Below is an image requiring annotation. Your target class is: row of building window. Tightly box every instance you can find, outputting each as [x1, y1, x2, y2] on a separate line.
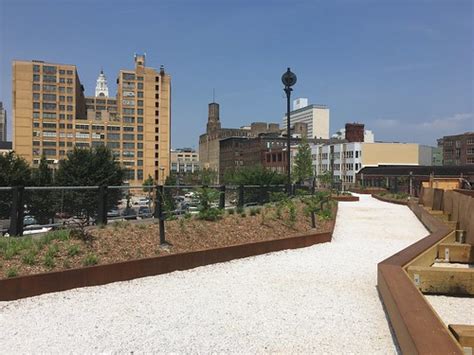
[33, 74, 74, 84]
[33, 93, 74, 102]
[33, 84, 74, 93]
[33, 65, 73, 76]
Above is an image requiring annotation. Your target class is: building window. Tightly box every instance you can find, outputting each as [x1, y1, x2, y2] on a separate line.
[33, 64, 40, 73]
[43, 75, 57, 83]
[43, 65, 57, 74]
[123, 116, 135, 123]
[67, 70, 73, 75]
[123, 73, 135, 80]
[123, 126, 134, 132]
[137, 134, 143, 141]
[43, 84, 56, 92]
[123, 142, 135, 149]
[107, 142, 120, 149]
[137, 151, 143, 158]
[137, 91, 143, 98]
[137, 109, 143, 115]
[137, 76, 143, 81]
[138, 143, 144, 149]
[137, 83, 144, 90]
[43, 94, 56, 101]
[43, 112, 57, 119]
[123, 134, 134, 141]
[137, 170, 143, 180]
[67, 78, 73, 84]
[33, 74, 40, 82]
[107, 133, 120, 140]
[137, 100, 143, 107]
[43, 149, 57, 156]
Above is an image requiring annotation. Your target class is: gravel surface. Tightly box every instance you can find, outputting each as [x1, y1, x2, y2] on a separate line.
[425, 295, 474, 326]
[0, 194, 428, 353]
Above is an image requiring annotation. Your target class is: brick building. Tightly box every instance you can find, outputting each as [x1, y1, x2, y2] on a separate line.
[439, 132, 474, 165]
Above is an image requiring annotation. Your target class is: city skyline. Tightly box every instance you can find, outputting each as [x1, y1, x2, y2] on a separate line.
[1, 0, 473, 148]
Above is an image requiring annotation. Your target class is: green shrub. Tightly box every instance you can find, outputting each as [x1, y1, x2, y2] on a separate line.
[6, 267, 18, 278]
[240, 211, 247, 218]
[249, 207, 260, 216]
[184, 212, 192, 219]
[83, 253, 99, 266]
[67, 244, 81, 257]
[318, 208, 333, 220]
[46, 244, 59, 258]
[287, 201, 297, 227]
[44, 254, 55, 268]
[22, 251, 37, 266]
[198, 208, 222, 221]
[227, 208, 235, 215]
[236, 206, 244, 214]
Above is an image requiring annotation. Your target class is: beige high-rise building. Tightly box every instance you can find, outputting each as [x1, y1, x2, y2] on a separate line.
[12, 54, 171, 184]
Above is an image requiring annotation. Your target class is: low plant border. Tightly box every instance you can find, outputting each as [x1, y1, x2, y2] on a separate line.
[377, 201, 463, 354]
[371, 193, 409, 206]
[0, 204, 338, 301]
[332, 195, 359, 202]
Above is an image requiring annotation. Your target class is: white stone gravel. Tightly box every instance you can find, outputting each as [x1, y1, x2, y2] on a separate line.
[425, 295, 474, 326]
[0, 194, 429, 353]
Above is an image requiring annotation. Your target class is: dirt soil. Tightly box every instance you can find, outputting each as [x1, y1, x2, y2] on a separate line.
[0, 202, 334, 279]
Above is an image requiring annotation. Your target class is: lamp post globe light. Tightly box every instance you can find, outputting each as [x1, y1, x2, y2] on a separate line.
[281, 67, 297, 196]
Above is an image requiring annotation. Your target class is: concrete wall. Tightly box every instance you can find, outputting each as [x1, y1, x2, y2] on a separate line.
[361, 143, 419, 167]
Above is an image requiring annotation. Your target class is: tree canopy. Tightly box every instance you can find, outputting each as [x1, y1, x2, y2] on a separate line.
[55, 146, 125, 218]
[293, 138, 313, 183]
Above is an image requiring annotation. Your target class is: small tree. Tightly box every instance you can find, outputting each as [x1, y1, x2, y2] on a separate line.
[55, 146, 125, 219]
[28, 156, 57, 224]
[0, 152, 31, 218]
[142, 174, 154, 206]
[293, 138, 313, 184]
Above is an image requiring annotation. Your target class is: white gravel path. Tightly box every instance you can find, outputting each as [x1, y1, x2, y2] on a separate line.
[0, 194, 429, 353]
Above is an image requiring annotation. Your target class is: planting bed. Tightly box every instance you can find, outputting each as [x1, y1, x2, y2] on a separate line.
[0, 201, 333, 279]
[0, 194, 428, 353]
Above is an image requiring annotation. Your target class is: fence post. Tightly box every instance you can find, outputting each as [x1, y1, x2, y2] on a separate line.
[219, 185, 226, 209]
[9, 186, 25, 236]
[238, 185, 244, 208]
[155, 185, 166, 245]
[97, 185, 108, 225]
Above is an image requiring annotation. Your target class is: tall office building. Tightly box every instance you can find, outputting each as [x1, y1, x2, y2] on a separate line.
[281, 98, 329, 139]
[0, 102, 6, 141]
[12, 54, 171, 184]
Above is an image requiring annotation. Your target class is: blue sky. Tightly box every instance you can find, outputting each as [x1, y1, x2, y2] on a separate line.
[1, 0, 472, 148]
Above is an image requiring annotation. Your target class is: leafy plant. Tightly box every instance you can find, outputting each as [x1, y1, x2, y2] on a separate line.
[6, 267, 18, 278]
[83, 253, 99, 266]
[227, 208, 235, 215]
[44, 254, 55, 268]
[67, 244, 81, 257]
[287, 200, 297, 227]
[196, 188, 222, 221]
[249, 207, 260, 216]
[240, 211, 247, 218]
[22, 251, 37, 266]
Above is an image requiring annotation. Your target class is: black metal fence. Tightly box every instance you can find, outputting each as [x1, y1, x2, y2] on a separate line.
[0, 183, 317, 239]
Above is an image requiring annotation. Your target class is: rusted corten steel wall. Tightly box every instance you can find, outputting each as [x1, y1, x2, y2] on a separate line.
[0, 204, 338, 301]
[377, 202, 463, 354]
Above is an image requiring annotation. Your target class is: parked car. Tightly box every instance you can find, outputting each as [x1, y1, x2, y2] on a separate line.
[137, 206, 152, 218]
[121, 208, 137, 220]
[107, 209, 120, 218]
[23, 215, 38, 227]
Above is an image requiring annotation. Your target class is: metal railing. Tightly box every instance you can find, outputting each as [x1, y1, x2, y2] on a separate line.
[0, 183, 318, 242]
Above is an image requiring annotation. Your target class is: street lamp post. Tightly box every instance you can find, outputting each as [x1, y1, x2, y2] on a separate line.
[281, 68, 297, 196]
